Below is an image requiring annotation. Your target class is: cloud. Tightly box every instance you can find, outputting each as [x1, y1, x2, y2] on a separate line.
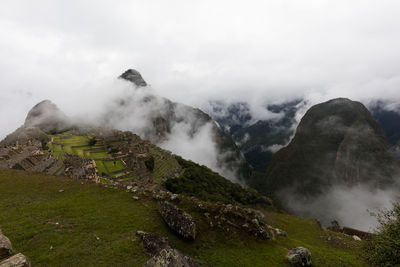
[1, 1, 400, 141]
[283, 184, 400, 232]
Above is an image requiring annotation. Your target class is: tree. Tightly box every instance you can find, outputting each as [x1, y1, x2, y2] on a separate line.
[363, 202, 400, 266]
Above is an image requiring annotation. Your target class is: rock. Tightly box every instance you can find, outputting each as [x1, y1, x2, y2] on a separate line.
[119, 69, 147, 87]
[127, 185, 133, 190]
[170, 194, 179, 202]
[286, 247, 312, 266]
[352, 235, 361, 241]
[275, 228, 287, 237]
[143, 248, 198, 267]
[158, 201, 196, 240]
[0, 253, 30, 267]
[136, 231, 171, 256]
[133, 196, 139, 200]
[251, 218, 259, 226]
[0, 232, 12, 260]
[58, 189, 64, 193]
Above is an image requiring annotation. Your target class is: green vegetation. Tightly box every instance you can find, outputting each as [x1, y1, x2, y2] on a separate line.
[103, 160, 125, 173]
[0, 168, 367, 266]
[165, 156, 271, 206]
[150, 147, 181, 182]
[363, 203, 400, 266]
[144, 156, 154, 171]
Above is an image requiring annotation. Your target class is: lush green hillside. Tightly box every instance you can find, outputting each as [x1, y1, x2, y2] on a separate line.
[0, 168, 367, 266]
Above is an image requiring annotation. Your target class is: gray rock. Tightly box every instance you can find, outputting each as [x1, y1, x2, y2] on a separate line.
[120, 69, 147, 87]
[143, 248, 198, 267]
[0, 232, 12, 260]
[136, 231, 171, 256]
[158, 201, 196, 240]
[0, 253, 30, 267]
[276, 228, 287, 237]
[286, 247, 312, 266]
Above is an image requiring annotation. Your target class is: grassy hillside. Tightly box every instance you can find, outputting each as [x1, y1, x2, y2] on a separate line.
[0, 168, 367, 266]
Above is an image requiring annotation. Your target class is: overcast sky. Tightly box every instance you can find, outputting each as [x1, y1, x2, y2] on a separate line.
[1, 0, 400, 139]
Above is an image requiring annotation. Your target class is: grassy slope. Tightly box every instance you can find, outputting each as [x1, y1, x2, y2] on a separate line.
[0, 169, 367, 266]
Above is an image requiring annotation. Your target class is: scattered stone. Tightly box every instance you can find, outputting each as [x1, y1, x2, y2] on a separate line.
[132, 196, 139, 200]
[158, 201, 196, 240]
[251, 218, 259, 226]
[143, 248, 198, 267]
[352, 235, 361, 241]
[58, 189, 64, 193]
[126, 185, 133, 191]
[275, 228, 287, 237]
[0, 253, 31, 267]
[170, 194, 179, 202]
[0, 231, 12, 260]
[286, 247, 312, 266]
[136, 231, 172, 256]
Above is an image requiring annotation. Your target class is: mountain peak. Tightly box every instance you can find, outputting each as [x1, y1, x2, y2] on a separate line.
[119, 69, 147, 87]
[24, 100, 70, 133]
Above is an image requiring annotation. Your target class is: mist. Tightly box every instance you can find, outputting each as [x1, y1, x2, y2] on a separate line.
[282, 184, 400, 232]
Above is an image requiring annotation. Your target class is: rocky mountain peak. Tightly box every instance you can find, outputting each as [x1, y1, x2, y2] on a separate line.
[120, 69, 147, 87]
[24, 99, 70, 133]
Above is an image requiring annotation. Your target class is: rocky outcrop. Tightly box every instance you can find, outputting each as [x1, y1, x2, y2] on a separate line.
[0, 253, 31, 267]
[120, 69, 147, 87]
[0, 231, 12, 260]
[158, 201, 196, 240]
[286, 247, 312, 266]
[143, 248, 198, 267]
[195, 201, 270, 240]
[136, 231, 172, 256]
[0, 231, 30, 267]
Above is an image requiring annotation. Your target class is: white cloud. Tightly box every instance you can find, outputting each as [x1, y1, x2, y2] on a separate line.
[2, 0, 400, 137]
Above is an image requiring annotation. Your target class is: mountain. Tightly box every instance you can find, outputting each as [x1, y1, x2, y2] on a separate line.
[0, 101, 368, 266]
[369, 101, 400, 146]
[105, 69, 251, 181]
[262, 98, 399, 200]
[209, 100, 303, 172]
[1, 105, 264, 206]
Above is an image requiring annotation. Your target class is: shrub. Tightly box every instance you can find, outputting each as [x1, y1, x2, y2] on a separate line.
[164, 156, 272, 206]
[144, 156, 155, 171]
[363, 202, 400, 266]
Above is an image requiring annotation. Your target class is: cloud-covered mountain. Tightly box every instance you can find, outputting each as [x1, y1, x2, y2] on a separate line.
[208, 100, 305, 172]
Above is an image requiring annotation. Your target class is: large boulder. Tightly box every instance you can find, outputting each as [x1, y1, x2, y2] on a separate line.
[143, 248, 198, 267]
[0, 253, 31, 267]
[136, 231, 172, 256]
[286, 247, 312, 266]
[158, 201, 196, 240]
[0, 231, 12, 260]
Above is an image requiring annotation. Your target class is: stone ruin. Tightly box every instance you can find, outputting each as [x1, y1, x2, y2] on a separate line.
[0, 139, 99, 183]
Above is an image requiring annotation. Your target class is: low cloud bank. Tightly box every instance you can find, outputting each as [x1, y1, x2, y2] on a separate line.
[282, 184, 400, 232]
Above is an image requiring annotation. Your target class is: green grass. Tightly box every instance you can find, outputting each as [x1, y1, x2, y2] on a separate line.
[103, 160, 125, 173]
[0, 168, 368, 266]
[150, 147, 181, 182]
[90, 151, 109, 159]
[95, 161, 108, 176]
